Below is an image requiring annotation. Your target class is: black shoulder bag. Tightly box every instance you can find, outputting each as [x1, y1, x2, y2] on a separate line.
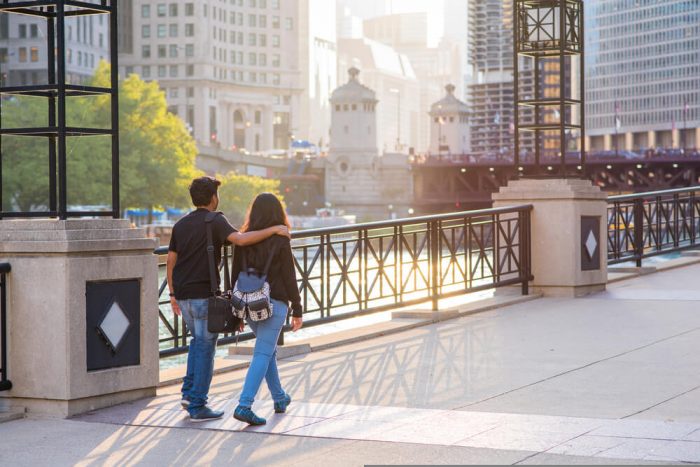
[205, 212, 240, 333]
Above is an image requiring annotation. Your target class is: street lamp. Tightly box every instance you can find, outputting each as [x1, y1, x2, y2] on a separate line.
[389, 88, 401, 152]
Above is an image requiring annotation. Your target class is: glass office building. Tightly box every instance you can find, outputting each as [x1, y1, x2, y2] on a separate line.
[585, 0, 700, 151]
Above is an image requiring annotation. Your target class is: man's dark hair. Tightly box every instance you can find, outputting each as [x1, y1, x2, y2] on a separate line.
[189, 176, 221, 207]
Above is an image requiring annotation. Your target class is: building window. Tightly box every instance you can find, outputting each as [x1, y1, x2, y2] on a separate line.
[250, 0, 257, 7]
[272, 16, 279, 28]
[272, 0, 279, 9]
[30, 47, 39, 62]
[99, 33, 104, 48]
[185, 24, 194, 37]
[125, 66, 134, 76]
[260, 73, 266, 84]
[272, 54, 280, 67]
[187, 87, 194, 98]
[238, 32, 243, 44]
[158, 24, 167, 38]
[169, 24, 178, 37]
[249, 72, 257, 83]
[186, 64, 194, 76]
[259, 15, 267, 28]
[169, 65, 178, 77]
[158, 65, 166, 78]
[272, 35, 280, 47]
[185, 44, 194, 57]
[259, 53, 267, 66]
[255, 111, 262, 124]
[169, 3, 178, 16]
[260, 0, 267, 7]
[260, 34, 267, 47]
[185, 3, 194, 16]
[19, 47, 27, 62]
[249, 33, 256, 46]
[272, 73, 280, 85]
[285, 18, 293, 30]
[237, 13, 243, 26]
[169, 88, 179, 98]
[141, 4, 151, 18]
[158, 44, 167, 58]
[19, 24, 27, 38]
[30, 24, 38, 38]
[142, 25, 151, 38]
[157, 3, 167, 17]
[142, 45, 151, 58]
[169, 44, 178, 58]
[249, 52, 257, 65]
[142, 66, 151, 78]
[249, 14, 257, 27]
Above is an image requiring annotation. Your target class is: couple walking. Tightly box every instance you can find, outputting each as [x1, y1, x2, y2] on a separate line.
[166, 176, 303, 425]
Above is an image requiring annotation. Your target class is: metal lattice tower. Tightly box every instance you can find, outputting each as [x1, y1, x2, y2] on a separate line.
[0, 0, 119, 219]
[513, 0, 585, 176]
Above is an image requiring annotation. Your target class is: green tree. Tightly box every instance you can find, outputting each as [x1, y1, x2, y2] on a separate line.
[1, 61, 199, 213]
[217, 172, 283, 227]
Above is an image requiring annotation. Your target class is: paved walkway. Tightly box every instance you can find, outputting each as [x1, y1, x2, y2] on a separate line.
[3, 262, 700, 465]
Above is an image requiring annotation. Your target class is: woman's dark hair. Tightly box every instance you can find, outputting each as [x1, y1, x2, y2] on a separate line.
[241, 192, 291, 233]
[189, 176, 221, 207]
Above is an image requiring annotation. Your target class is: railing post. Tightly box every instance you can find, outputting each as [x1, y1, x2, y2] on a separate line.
[520, 209, 530, 295]
[0, 263, 12, 392]
[430, 220, 440, 311]
[633, 198, 644, 267]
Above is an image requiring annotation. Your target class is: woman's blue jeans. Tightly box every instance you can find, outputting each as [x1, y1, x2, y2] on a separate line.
[239, 299, 288, 408]
[178, 298, 218, 415]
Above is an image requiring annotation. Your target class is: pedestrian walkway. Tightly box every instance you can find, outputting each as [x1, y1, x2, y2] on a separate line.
[2, 261, 700, 465]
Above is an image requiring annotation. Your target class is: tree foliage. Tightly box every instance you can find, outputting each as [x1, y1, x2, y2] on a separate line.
[1, 61, 199, 212]
[217, 172, 283, 227]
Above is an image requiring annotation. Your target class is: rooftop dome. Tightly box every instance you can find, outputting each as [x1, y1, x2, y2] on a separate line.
[330, 67, 377, 103]
[431, 84, 469, 114]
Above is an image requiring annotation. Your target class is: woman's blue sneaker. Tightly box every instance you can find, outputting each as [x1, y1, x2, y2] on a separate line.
[233, 405, 266, 426]
[274, 394, 292, 413]
[189, 406, 224, 422]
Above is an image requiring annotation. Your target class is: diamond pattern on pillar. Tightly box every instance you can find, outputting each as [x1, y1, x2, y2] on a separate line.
[98, 301, 131, 353]
[585, 230, 598, 260]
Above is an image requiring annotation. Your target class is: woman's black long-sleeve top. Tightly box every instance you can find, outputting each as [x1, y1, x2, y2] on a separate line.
[230, 236, 303, 317]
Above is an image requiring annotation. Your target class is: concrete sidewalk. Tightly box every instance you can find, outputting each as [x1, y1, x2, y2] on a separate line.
[3, 263, 700, 465]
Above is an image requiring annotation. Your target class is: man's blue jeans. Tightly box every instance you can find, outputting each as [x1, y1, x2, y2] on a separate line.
[239, 299, 288, 408]
[178, 298, 218, 415]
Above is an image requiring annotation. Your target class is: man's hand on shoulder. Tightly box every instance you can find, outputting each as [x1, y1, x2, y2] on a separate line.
[275, 225, 291, 239]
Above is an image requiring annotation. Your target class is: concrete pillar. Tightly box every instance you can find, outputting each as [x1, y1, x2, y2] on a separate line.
[672, 129, 680, 149]
[0, 220, 158, 417]
[625, 132, 633, 151]
[648, 131, 656, 148]
[584, 136, 591, 152]
[603, 134, 612, 151]
[695, 128, 700, 149]
[493, 178, 608, 297]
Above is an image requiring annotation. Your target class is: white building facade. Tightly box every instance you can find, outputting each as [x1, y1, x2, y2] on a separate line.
[119, 0, 336, 153]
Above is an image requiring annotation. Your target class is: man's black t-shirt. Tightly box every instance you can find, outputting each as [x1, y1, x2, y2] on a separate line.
[169, 208, 236, 299]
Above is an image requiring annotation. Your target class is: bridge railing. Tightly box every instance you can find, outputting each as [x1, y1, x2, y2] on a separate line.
[155, 205, 533, 357]
[0, 262, 11, 392]
[608, 186, 700, 266]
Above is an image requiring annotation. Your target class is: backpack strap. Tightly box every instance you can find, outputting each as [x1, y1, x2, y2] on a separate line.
[262, 241, 280, 278]
[204, 211, 222, 296]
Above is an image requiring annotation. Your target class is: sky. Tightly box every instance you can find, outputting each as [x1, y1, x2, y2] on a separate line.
[336, 0, 446, 46]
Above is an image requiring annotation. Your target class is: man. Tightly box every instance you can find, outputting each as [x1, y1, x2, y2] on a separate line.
[167, 176, 290, 421]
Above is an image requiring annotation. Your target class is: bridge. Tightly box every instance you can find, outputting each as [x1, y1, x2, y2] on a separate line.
[3, 185, 700, 465]
[197, 144, 700, 214]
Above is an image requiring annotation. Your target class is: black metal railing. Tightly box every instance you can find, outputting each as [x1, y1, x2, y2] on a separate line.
[0, 262, 11, 392]
[608, 186, 700, 266]
[155, 205, 533, 357]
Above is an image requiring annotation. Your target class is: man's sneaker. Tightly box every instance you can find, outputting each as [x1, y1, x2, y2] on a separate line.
[274, 394, 292, 414]
[180, 396, 191, 410]
[233, 405, 267, 426]
[189, 406, 224, 422]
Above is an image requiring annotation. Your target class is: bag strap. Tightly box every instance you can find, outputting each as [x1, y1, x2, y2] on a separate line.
[205, 211, 221, 296]
[262, 241, 279, 277]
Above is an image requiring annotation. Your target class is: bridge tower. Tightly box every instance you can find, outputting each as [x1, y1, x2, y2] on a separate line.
[326, 68, 412, 219]
[429, 84, 470, 157]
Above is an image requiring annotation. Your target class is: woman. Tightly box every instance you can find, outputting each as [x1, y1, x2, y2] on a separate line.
[231, 193, 303, 426]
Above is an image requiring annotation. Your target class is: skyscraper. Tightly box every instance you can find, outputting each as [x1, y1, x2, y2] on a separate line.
[585, 0, 700, 152]
[466, 0, 515, 158]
